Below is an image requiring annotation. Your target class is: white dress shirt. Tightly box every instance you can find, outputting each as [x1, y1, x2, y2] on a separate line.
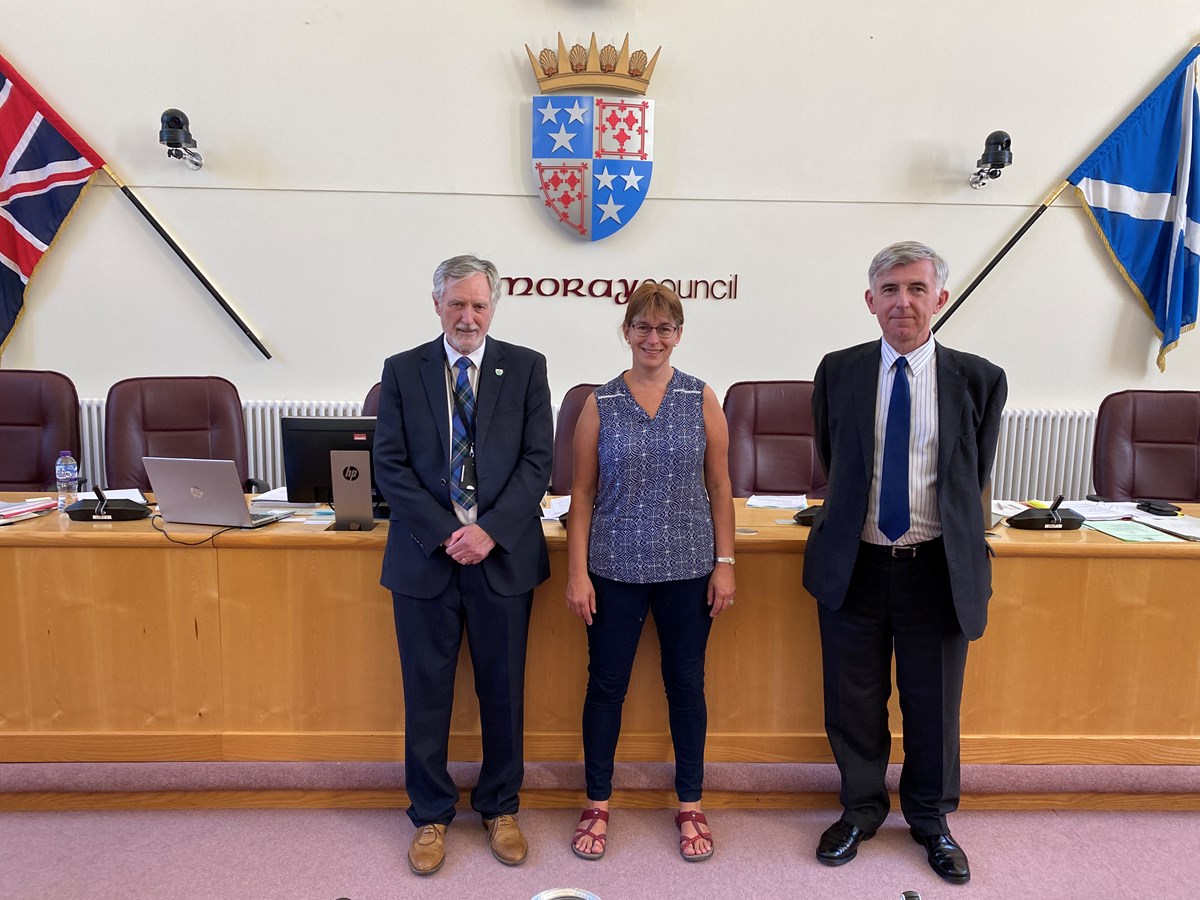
[862, 335, 941, 545]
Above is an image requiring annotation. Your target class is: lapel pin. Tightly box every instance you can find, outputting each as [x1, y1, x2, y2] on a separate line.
[495, 368, 504, 376]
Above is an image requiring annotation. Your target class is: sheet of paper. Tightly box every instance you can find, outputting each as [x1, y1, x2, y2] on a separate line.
[1084, 520, 1184, 542]
[746, 494, 807, 509]
[992, 500, 1028, 518]
[1062, 500, 1141, 521]
[78, 488, 148, 504]
[542, 495, 571, 520]
[0, 497, 57, 517]
[1131, 513, 1200, 541]
[249, 485, 321, 508]
[0, 510, 53, 525]
[1022, 499, 1141, 520]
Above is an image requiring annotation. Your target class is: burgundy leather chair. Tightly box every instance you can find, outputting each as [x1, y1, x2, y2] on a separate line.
[550, 383, 600, 495]
[104, 376, 260, 492]
[362, 382, 381, 417]
[723, 380, 826, 499]
[1092, 389, 1200, 501]
[0, 368, 81, 490]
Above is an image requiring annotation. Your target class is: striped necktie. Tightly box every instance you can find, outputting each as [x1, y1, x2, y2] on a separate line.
[450, 357, 477, 510]
[879, 356, 910, 542]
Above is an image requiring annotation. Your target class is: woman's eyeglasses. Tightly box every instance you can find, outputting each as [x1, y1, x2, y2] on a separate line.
[629, 323, 679, 338]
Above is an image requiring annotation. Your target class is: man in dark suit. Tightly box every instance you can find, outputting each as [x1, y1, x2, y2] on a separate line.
[803, 241, 1006, 884]
[373, 254, 553, 876]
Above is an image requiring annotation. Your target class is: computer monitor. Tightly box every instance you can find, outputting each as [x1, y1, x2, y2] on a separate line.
[280, 416, 381, 507]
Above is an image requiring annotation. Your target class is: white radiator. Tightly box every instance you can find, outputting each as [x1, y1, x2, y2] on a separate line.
[76, 398, 363, 489]
[242, 400, 363, 488]
[79, 398, 106, 490]
[74, 401, 1095, 499]
[992, 409, 1096, 501]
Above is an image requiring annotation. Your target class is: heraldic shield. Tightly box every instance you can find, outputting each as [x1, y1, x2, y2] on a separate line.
[532, 95, 654, 241]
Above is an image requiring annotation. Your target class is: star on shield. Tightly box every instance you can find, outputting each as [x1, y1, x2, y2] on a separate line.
[531, 95, 654, 241]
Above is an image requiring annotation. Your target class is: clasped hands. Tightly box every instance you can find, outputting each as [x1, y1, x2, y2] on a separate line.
[443, 524, 495, 566]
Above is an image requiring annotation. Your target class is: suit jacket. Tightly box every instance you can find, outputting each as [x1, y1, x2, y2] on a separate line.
[374, 336, 553, 599]
[802, 339, 1007, 640]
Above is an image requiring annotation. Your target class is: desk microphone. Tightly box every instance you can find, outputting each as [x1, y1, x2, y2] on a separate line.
[1007, 493, 1084, 530]
[93, 485, 110, 518]
[1048, 493, 1064, 526]
[65, 487, 151, 522]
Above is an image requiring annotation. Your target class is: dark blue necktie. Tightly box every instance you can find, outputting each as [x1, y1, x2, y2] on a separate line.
[450, 357, 477, 510]
[879, 357, 910, 542]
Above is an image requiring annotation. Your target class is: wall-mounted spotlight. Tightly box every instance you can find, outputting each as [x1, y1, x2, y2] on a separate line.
[969, 130, 1011, 189]
[159, 108, 203, 170]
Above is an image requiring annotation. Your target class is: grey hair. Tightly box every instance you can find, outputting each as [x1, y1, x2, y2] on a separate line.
[868, 241, 949, 293]
[432, 254, 501, 304]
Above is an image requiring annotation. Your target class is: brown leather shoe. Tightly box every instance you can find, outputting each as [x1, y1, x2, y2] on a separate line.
[407, 823, 447, 876]
[482, 813, 528, 866]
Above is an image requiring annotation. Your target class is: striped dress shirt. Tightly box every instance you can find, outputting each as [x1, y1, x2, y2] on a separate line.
[861, 336, 941, 545]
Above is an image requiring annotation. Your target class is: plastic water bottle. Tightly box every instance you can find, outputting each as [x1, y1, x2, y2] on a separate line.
[55, 450, 79, 511]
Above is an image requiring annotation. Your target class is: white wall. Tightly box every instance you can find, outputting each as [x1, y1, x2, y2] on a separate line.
[3, 1, 1198, 407]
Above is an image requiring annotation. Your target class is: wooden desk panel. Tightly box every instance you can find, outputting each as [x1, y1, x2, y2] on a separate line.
[0, 541, 221, 749]
[217, 547, 403, 738]
[3, 499, 1199, 764]
[968, 555, 1200, 738]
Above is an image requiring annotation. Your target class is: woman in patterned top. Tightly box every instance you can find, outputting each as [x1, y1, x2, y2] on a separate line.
[566, 281, 736, 862]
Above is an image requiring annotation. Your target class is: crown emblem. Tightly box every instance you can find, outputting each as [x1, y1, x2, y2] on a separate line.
[525, 33, 660, 95]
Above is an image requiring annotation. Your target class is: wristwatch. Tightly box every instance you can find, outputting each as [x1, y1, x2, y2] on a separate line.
[715, 556, 735, 566]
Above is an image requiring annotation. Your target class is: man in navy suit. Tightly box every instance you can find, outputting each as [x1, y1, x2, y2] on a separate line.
[803, 242, 1006, 884]
[373, 254, 553, 875]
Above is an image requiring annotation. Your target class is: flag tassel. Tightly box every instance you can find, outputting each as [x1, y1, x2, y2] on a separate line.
[101, 164, 272, 361]
[933, 180, 1069, 334]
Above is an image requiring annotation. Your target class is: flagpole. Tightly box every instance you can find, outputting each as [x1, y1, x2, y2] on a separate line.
[933, 180, 1070, 333]
[101, 165, 272, 360]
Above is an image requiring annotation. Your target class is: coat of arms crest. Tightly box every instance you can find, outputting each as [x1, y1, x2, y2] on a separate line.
[526, 34, 660, 241]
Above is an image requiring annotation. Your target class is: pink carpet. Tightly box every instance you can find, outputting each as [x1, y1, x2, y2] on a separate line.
[3, 806, 1198, 899]
[3, 761, 1198, 898]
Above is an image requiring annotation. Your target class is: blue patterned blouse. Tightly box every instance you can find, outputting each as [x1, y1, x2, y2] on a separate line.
[588, 369, 715, 584]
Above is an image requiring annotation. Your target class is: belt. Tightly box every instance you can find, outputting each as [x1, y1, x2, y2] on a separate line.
[858, 536, 943, 559]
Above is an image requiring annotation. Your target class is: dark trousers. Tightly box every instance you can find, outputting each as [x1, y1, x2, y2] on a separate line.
[582, 573, 713, 803]
[817, 539, 969, 836]
[391, 564, 533, 827]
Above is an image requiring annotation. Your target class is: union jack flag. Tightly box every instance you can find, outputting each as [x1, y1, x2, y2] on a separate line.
[0, 52, 103, 352]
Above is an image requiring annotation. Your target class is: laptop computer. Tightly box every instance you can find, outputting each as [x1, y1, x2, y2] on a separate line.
[143, 457, 290, 528]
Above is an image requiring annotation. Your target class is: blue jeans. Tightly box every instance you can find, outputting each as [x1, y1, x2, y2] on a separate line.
[582, 573, 713, 802]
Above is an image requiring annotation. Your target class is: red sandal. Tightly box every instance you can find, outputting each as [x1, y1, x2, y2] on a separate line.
[572, 807, 609, 860]
[675, 810, 714, 861]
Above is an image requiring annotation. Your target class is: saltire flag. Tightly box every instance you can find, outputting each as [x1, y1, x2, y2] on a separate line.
[0, 52, 103, 354]
[1068, 45, 1200, 371]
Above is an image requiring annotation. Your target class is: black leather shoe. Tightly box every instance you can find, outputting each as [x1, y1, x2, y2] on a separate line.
[816, 819, 874, 866]
[911, 829, 970, 884]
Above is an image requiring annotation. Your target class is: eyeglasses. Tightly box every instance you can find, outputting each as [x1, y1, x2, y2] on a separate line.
[629, 322, 679, 338]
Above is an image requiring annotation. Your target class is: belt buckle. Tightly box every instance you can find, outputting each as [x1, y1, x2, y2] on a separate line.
[890, 544, 918, 559]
